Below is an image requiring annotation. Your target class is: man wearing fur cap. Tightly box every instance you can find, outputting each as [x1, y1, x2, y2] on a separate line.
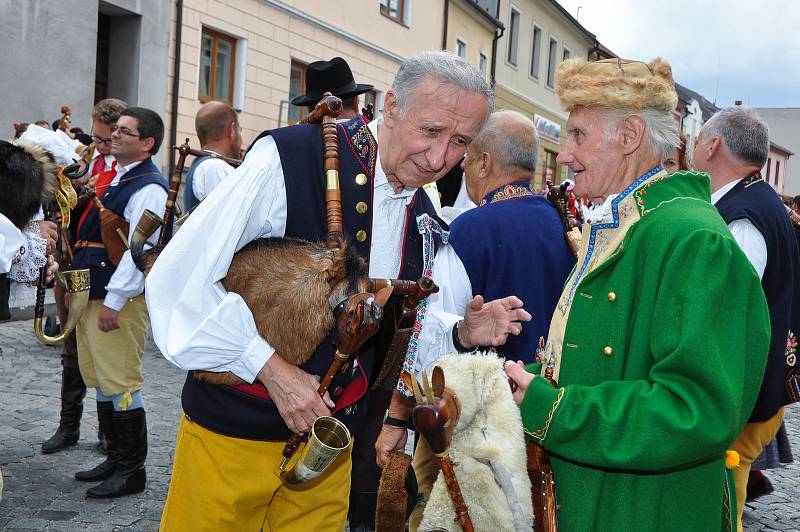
[505, 57, 770, 531]
[147, 51, 527, 530]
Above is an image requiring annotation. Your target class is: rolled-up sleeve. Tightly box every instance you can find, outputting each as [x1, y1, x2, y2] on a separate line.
[145, 136, 287, 383]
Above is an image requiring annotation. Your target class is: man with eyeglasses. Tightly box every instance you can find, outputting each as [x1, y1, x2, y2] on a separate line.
[71, 106, 168, 499]
[42, 98, 129, 457]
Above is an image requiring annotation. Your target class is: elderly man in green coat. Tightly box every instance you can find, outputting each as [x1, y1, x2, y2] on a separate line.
[506, 57, 770, 531]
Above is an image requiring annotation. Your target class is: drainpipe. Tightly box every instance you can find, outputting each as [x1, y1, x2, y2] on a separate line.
[442, 0, 449, 51]
[168, 0, 184, 173]
[490, 2, 504, 87]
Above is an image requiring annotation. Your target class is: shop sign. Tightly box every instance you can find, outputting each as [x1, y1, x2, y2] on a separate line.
[534, 114, 561, 143]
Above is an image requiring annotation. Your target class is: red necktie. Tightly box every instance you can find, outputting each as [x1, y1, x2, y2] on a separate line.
[77, 159, 117, 236]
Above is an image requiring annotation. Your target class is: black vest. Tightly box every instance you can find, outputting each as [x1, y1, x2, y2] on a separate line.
[716, 175, 800, 421]
[182, 155, 209, 212]
[71, 158, 167, 300]
[182, 116, 439, 440]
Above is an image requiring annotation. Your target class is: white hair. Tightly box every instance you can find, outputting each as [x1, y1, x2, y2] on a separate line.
[702, 106, 769, 167]
[392, 51, 494, 125]
[602, 108, 680, 160]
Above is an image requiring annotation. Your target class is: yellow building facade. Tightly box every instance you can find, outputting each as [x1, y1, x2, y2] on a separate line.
[443, 0, 502, 82]
[494, 0, 595, 188]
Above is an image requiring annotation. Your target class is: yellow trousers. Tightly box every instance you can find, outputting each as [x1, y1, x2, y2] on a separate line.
[160, 414, 352, 531]
[76, 296, 148, 396]
[731, 407, 784, 532]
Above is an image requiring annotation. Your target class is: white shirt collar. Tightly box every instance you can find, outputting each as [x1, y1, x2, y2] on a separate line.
[711, 179, 739, 205]
[368, 116, 416, 200]
[110, 160, 143, 186]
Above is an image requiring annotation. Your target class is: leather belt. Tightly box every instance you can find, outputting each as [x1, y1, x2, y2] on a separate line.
[74, 240, 105, 250]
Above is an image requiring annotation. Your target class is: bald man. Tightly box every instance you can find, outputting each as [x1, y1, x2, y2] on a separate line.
[184, 101, 243, 210]
[376, 111, 576, 530]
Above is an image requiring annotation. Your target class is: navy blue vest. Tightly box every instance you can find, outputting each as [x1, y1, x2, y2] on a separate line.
[716, 175, 800, 421]
[182, 116, 439, 441]
[182, 155, 209, 212]
[71, 158, 167, 300]
[449, 183, 575, 362]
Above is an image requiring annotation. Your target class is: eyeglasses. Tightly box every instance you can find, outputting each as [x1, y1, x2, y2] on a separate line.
[111, 126, 141, 138]
[91, 133, 113, 145]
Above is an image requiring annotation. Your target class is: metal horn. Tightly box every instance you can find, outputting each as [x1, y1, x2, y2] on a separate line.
[34, 269, 90, 345]
[280, 416, 351, 486]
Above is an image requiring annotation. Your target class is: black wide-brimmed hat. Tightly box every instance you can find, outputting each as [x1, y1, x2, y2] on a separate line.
[291, 57, 374, 106]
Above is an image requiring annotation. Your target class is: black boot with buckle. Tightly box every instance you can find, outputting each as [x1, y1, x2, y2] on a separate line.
[42, 366, 86, 453]
[75, 401, 116, 481]
[86, 407, 147, 498]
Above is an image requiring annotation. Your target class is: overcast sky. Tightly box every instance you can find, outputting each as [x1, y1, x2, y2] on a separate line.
[555, 0, 800, 108]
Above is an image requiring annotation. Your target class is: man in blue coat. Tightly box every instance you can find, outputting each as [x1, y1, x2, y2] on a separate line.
[71, 107, 168, 498]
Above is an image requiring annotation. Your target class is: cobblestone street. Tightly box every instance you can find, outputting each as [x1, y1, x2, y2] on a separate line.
[0, 318, 798, 531]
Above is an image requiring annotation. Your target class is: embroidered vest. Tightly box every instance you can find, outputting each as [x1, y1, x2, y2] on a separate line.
[449, 182, 575, 362]
[71, 158, 167, 300]
[181, 116, 439, 441]
[715, 175, 800, 421]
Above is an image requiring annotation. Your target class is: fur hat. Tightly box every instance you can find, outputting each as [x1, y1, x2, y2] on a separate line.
[0, 140, 58, 229]
[555, 57, 678, 113]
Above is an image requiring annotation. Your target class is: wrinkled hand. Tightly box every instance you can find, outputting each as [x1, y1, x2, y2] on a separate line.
[459, 295, 532, 349]
[505, 360, 535, 406]
[257, 353, 334, 434]
[376, 424, 408, 468]
[37, 220, 58, 255]
[97, 305, 120, 332]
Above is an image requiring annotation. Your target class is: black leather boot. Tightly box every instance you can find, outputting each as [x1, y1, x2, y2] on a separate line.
[75, 401, 116, 481]
[86, 407, 147, 498]
[95, 411, 108, 455]
[42, 366, 86, 453]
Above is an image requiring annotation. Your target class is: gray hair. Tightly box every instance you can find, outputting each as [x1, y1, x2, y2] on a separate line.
[472, 111, 539, 172]
[702, 106, 769, 167]
[602, 108, 680, 161]
[392, 51, 494, 124]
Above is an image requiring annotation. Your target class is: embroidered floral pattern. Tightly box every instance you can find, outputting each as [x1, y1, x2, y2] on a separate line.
[787, 331, 797, 367]
[787, 331, 800, 403]
[741, 171, 763, 188]
[340, 118, 377, 177]
[397, 214, 449, 396]
[479, 183, 534, 206]
[633, 172, 670, 216]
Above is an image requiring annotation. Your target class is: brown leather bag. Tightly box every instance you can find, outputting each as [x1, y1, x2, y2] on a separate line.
[98, 209, 129, 266]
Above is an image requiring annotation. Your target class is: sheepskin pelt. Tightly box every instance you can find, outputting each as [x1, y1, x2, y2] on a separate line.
[11, 140, 58, 204]
[555, 57, 678, 113]
[419, 352, 532, 532]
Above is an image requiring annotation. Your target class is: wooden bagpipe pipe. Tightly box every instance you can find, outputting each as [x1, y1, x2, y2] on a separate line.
[129, 93, 438, 485]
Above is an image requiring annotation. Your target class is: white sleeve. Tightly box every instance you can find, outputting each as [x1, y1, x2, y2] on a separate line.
[193, 158, 234, 202]
[414, 242, 473, 378]
[103, 183, 169, 311]
[0, 214, 25, 274]
[145, 135, 287, 383]
[728, 219, 768, 280]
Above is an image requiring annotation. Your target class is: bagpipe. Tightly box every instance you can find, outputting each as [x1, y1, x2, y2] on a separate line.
[130, 93, 438, 486]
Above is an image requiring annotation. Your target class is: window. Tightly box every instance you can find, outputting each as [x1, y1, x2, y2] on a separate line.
[479, 52, 488, 79]
[380, 0, 406, 24]
[766, 157, 772, 182]
[776, 160, 781, 184]
[507, 7, 520, 66]
[563, 46, 571, 61]
[199, 27, 237, 105]
[288, 60, 307, 124]
[546, 37, 558, 88]
[456, 38, 467, 59]
[530, 24, 542, 79]
[363, 89, 380, 116]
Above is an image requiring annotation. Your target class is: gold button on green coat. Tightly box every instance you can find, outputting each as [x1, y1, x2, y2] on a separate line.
[355, 173, 368, 186]
[602, 346, 614, 357]
[607, 292, 617, 302]
[356, 201, 368, 214]
[356, 230, 367, 242]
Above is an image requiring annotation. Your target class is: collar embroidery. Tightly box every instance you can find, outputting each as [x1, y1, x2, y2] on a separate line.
[480, 182, 534, 206]
[741, 171, 763, 188]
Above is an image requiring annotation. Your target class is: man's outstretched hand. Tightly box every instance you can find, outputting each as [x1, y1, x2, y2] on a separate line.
[458, 295, 532, 349]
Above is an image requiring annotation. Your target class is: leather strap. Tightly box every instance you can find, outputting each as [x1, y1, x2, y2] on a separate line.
[74, 240, 105, 250]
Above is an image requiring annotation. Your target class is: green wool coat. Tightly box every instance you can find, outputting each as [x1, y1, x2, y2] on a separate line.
[521, 172, 770, 531]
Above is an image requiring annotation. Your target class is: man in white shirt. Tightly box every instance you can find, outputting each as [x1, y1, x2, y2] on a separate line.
[148, 51, 529, 530]
[71, 107, 168, 499]
[44, 98, 128, 457]
[183, 101, 242, 210]
[694, 105, 800, 531]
